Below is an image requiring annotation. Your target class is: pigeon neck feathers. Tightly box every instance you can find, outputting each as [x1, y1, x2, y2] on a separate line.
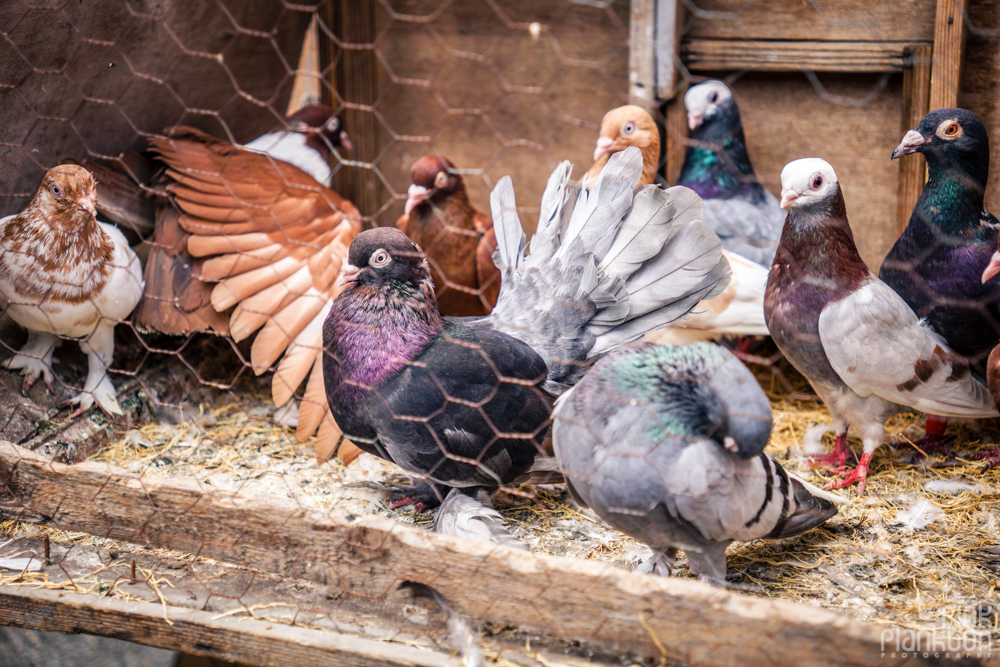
[677, 100, 762, 202]
[774, 185, 870, 303]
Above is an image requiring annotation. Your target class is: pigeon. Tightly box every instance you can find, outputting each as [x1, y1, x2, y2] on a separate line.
[583, 104, 769, 343]
[583, 105, 661, 187]
[0, 165, 144, 415]
[979, 242, 1000, 469]
[552, 342, 840, 584]
[323, 147, 731, 543]
[243, 105, 354, 188]
[764, 158, 998, 493]
[396, 155, 499, 316]
[147, 117, 363, 463]
[677, 80, 784, 268]
[880, 108, 1000, 456]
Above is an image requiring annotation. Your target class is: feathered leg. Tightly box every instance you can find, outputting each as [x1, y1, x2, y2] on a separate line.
[68, 322, 123, 416]
[634, 547, 678, 576]
[3, 330, 59, 392]
[432, 487, 525, 550]
[824, 423, 882, 494]
[685, 542, 731, 585]
[808, 414, 853, 470]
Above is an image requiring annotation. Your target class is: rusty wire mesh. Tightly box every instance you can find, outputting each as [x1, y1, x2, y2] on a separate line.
[1, 1, 1000, 665]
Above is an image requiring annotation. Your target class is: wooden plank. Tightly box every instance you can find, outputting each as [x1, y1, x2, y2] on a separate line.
[0, 441, 949, 667]
[929, 0, 969, 109]
[663, 87, 688, 187]
[685, 0, 937, 42]
[323, 0, 380, 225]
[682, 40, 929, 73]
[629, 0, 657, 106]
[655, 0, 685, 100]
[898, 45, 933, 232]
[0, 586, 452, 667]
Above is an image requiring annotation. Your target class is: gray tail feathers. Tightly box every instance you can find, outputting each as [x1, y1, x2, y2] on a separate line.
[489, 146, 732, 390]
[432, 488, 527, 550]
[776, 478, 839, 538]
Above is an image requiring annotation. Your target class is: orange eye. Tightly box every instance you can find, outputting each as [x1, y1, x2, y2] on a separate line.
[945, 123, 959, 136]
[434, 172, 448, 188]
[937, 120, 963, 140]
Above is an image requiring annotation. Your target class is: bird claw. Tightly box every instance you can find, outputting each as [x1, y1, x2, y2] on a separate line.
[822, 452, 873, 495]
[807, 449, 854, 470]
[971, 447, 1000, 474]
[383, 480, 447, 512]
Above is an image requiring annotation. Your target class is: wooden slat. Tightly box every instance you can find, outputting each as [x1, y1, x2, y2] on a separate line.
[629, 0, 656, 106]
[0, 586, 452, 667]
[0, 440, 950, 667]
[929, 0, 969, 109]
[898, 45, 933, 232]
[682, 40, 929, 73]
[654, 0, 685, 100]
[664, 86, 688, 187]
[685, 0, 937, 42]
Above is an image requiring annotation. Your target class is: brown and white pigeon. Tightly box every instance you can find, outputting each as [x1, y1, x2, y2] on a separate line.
[0, 165, 144, 415]
[765, 158, 998, 493]
[584, 104, 769, 344]
[148, 120, 363, 463]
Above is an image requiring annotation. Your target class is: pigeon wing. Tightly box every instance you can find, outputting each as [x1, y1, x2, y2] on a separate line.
[818, 279, 998, 417]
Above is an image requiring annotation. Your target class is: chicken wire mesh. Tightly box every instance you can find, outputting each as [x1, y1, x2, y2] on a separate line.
[1, 0, 1000, 665]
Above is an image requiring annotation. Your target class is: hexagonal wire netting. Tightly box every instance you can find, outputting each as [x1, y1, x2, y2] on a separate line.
[1, 0, 1000, 665]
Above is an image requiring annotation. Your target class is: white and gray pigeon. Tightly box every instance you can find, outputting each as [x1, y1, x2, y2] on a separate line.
[677, 80, 784, 267]
[552, 341, 840, 585]
[764, 158, 999, 493]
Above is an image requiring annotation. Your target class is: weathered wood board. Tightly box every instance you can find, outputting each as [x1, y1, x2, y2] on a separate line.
[0, 440, 961, 667]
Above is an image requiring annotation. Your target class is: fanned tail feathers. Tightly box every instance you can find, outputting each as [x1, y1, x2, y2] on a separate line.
[488, 147, 731, 387]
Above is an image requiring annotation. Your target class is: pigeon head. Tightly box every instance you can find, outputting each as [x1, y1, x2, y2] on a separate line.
[288, 105, 354, 153]
[405, 155, 464, 215]
[684, 80, 735, 133]
[892, 108, 989, 186]
[705, 354, 773, 459]
[338, 227, 434, 295]
[779, 158, 842, 213]
[35, 164, 98, 221]
[593, 105, 660, 163]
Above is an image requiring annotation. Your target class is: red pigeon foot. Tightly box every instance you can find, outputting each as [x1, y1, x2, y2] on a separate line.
[971, 447, 1000, 473]
[807, 433, 854, 470]
[823, 452, 874, 495]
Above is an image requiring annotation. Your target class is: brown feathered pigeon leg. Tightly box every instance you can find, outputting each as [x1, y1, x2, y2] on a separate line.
[133, 205, 230, 335]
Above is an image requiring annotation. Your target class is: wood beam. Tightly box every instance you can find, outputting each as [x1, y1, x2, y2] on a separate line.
[682, 40, 930, 73]
[0, 440, 940, 667]
[928, 0, 969, 110]
[898, 45, 933, 232]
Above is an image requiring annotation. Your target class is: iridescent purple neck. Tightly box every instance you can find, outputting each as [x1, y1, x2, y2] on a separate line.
[325, 281, 443, 404]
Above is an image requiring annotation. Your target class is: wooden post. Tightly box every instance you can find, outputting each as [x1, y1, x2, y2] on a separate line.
[928, 0, 968, 110]
[629, 0, 656, 108]
[898, 44, 933, 232]
[654, 0, 685, 101]
[321, 0, 380, 226]
[663, 85, 688, 186]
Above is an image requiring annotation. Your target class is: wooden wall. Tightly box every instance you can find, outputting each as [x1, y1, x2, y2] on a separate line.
[347, 0, 632, 233]
[961, 0, 1000, 217]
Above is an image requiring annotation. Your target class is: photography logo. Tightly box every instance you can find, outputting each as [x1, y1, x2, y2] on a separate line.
[881, 605, 994, 660]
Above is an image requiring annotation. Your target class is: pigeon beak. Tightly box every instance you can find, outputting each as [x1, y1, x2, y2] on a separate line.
[593, 137, 614, 162]
[79, 190, 98, 216]
[892, 130, 929, 160]
[404, 184, 428, 216]
[687, 111, 704, 131]
[339, 130, 354, 154]
[779, 189, 799, 209]
[982, 251, 1000, 284]
[723, 436, 739, 453]
[336, 263, 361, 288]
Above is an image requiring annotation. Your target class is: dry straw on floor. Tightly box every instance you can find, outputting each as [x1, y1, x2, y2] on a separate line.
[2, 351, 998, 649]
